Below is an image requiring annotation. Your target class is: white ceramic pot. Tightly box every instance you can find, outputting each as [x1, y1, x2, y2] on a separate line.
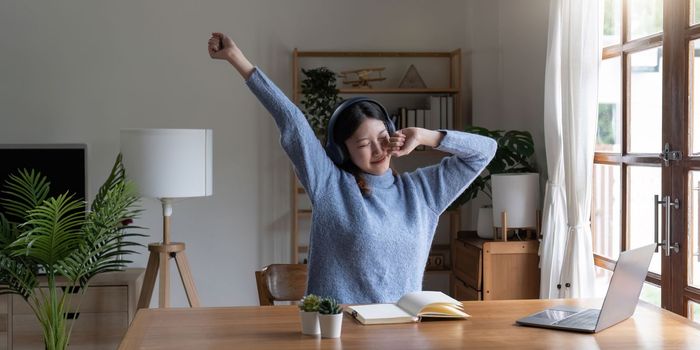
[299, 311, 320, 335]
[319, 313, 343, 338]
[476, 206, 494, 239]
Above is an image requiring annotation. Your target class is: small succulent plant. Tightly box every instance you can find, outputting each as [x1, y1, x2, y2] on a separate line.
[298, 294, 321, 312]
[318, 297, 342, 315]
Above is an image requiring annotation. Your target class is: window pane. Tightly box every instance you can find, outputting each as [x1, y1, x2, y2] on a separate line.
[694, 0, 700, 26]
[601, 0, 622, 47]
[629, 0, 663, 40]
[690, 301, 700, 324]
[592, 164, 621, 259]
[629, 47, 663, 153]
[640, 282, 661, 307]
[689, 171, 700, 289]
[627, 166, 661, 275]
[691, 39, 700, 155]
[597, 57, 622, 153]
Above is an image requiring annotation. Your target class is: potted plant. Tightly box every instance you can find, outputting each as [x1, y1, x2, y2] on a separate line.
[300, 67, 342, 139]
[0, 154, 143, 350]
[449, 127, 537, 238]
[318, 297, 343, 338]
[298, 294, 321, 335]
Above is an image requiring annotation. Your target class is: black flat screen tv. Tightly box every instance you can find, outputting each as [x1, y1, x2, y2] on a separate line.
[0, 144, 87, 221]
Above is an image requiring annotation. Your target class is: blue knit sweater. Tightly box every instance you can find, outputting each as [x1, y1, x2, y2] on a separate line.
[246, 68, 497, 304]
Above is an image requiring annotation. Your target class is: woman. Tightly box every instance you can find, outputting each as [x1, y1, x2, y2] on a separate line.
[208, 32, 497, 304]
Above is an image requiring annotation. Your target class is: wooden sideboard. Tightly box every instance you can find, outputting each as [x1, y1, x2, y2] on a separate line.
[453, 232, 540, 300]
[1, 268, 143, 350]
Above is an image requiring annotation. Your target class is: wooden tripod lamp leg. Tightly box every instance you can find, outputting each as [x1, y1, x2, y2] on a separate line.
[138, 250, 160, 309]
[137, 200, 200, 309]
[174, 251, 201, 307]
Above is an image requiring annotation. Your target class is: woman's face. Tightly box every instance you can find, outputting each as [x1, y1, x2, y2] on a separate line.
[344, 118, 391, 175]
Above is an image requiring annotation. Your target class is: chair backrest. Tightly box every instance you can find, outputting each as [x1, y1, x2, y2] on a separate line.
[255, 264, 308, 306]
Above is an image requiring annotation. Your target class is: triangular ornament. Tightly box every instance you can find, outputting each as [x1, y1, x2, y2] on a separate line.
[399, 64, 427, 88]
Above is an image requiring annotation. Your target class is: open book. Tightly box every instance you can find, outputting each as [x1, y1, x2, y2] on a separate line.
[346, 291, 469, 325]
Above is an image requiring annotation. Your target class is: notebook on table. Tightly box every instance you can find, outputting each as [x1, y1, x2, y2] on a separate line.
[346, 291, 469, 325]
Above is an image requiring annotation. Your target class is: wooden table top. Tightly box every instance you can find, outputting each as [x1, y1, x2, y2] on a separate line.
[119, 299, 700, 349]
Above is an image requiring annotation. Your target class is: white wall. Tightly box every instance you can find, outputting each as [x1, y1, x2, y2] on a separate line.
[0, 0, 477, 307]
[465, 0, 550, 225]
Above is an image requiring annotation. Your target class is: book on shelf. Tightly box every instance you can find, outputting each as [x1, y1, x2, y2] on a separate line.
[346, 291, 469, 325]
[429, 96, 441, 130]
[446, 96, 453, 130]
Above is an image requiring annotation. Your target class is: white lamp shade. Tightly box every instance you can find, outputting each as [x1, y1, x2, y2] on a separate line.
[120, 129, 213, 198]
[491, 173, 539, 228]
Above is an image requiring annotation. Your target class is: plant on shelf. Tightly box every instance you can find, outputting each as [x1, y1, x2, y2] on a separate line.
[449, 126, 537, 210]
[300, 67, 342, 139]
[0, 154, 144, 350]
[299, 294, 321, 312]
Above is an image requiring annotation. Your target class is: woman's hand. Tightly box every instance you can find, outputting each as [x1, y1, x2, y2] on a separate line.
[208, 32, 254, 79]
[208, 32, 240, 61]
[386, 128, 445, 157]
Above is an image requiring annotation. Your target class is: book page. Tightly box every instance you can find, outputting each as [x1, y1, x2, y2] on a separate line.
[397, 291, 463, 317]
[346, 304, 418, 325]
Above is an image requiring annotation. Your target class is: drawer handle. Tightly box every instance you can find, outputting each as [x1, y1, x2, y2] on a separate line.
[64, 312, 80, 320]
[61, 286, 81, 294]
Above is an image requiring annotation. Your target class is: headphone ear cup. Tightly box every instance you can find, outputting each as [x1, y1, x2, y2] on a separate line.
[325, 142, 345, 165]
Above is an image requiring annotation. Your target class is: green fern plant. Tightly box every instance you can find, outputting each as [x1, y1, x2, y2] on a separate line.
[318, 297, 342, 315]
[0, 154, 144, 350]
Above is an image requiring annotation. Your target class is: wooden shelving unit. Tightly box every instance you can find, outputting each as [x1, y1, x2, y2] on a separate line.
[290, 49, 463, 295]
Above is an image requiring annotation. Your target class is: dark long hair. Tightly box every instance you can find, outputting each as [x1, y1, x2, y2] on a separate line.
[333, 101, 395, 196]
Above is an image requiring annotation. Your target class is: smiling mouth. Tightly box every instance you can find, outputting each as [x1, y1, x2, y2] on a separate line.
[371, 155, 387, 164]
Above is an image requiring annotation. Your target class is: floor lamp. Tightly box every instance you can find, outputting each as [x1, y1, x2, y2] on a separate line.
[120, 128, 213, 308]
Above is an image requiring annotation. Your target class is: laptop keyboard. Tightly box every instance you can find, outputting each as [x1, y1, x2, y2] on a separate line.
[553, 309, 600, 329]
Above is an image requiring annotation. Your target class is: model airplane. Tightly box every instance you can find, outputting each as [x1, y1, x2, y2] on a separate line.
[339, 67, 386, 88]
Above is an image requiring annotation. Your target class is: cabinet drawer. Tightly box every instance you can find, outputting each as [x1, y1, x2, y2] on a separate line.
[454, 278, 480, 301]
[13, 312, 128, 350]
[454, 240, 482, 290]
[13, 286, 127, 315]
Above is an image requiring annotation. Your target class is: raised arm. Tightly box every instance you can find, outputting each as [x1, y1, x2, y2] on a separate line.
[208, 33, 339, 201]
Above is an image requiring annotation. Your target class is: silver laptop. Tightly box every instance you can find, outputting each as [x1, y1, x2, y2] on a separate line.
[516, 243, 656, 333]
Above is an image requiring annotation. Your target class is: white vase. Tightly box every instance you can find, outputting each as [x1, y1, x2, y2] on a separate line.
[476, 206, 494, 239]
[319, 313, 343, 338]
[299, 311, 320, 335]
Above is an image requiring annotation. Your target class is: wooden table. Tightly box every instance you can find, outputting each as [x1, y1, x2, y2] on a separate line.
[119, 299, 700, 349]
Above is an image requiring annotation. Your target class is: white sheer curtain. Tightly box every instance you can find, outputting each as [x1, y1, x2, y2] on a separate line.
[540, 0, 599, 298]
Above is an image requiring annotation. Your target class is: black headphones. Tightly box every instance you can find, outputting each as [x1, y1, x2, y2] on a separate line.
[324, 97, 396, 165]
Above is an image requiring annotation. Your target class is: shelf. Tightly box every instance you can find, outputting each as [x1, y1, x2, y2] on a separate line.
[296, 51, 457, 58]
[338, 88, 460, 94]
[291, 48, 463, 297]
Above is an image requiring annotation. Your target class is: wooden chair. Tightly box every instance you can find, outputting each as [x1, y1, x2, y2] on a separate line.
[255, 264, 308, 306]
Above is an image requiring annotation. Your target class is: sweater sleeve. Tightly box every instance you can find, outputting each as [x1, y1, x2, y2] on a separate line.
[407, 130, 497, 214]
[245, 67, 340, 201]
